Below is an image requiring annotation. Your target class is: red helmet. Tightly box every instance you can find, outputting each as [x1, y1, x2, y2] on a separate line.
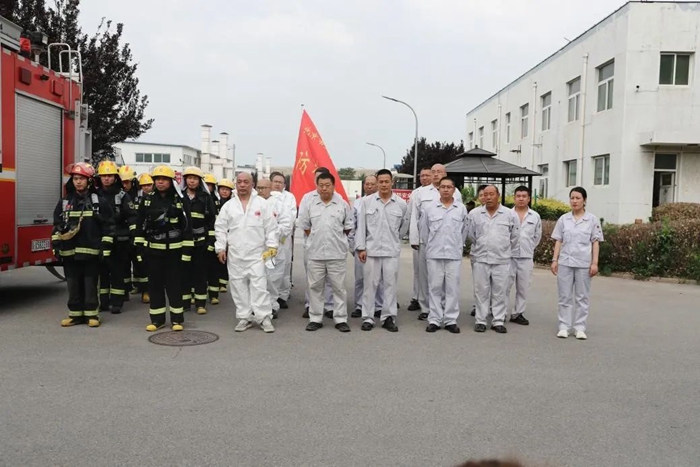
[67, 162, 96, 178]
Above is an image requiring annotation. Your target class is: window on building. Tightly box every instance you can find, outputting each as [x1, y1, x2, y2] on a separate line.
[654, 153, 677, 170]
[597, 61, 614, 112]
[538, 164, 549, 198]
[659, 53, 691, 86]
[520, 104, 529, 138]
[135, 153, 144, 163]
[162, 154, 171, 163]
[491, 119, 498, 149]
[153, 153, 162, 163]
[568, 77, 581, 122]
[505, 113, 511, 143]
[468, 132, 474, 149]
[478, 126, 484, 148]
[565, 160, 577, 187]
[593, 155, 610, 185]
[541, 92, 552, 131]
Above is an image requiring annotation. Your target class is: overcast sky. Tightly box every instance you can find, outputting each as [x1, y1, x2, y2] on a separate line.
[79, 0, 625, 169]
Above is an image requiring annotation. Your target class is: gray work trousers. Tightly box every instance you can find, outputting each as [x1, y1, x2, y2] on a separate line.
[556, 264, 591, 332]
[354, 254, 383, 311]
[362, 256, 399, 324]
[307, 259, 348, 324]
[427, 258, 462, 326]
[508, 258, 534, 318]
[473, 262, 509, 326]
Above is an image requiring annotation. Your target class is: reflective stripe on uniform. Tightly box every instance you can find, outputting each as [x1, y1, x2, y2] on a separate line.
[149, 307, 166, 315]
[129, 224, 136, 231]
[207, 245, 214, 252]
[171, 307, 184, 315]
[68, 310, 84, 317]
[68, 211, 93, 217]
[182, 293, 192, 300]
[110, 288, 126, 296]
[51, 234, 60, 241]
[219, 279, 228, 285]
[60, 249, 76, 257]
[103, 250, 111, 257]
[148, 241, 183, 250]
[182, 255, 191, 262]
[208, 230, 215, 236]
[208, 286, 219, 292]
[182, 240, 195, 247]
[194, 293, 208, 300]
[100, 288, 110, 294]
[134, 236, 146, 245]
[191, 212, 205, 219]
[102, 236, 113, 243]
[169, 218, 178, 223]
[83, 309, 99, 317]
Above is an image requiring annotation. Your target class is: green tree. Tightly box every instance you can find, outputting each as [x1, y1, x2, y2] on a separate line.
[1, 0, 153, 165]
[397, 138, 465, 179]
[337, 167, 357, 180]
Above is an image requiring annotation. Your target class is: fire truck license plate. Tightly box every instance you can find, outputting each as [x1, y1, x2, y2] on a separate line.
[31, 239, 51, 252]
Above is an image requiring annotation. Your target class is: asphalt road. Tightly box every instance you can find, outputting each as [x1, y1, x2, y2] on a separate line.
[1, 241, 699, 467]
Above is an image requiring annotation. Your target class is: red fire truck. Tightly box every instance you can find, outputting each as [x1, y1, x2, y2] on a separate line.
[0, 15, 90, 279]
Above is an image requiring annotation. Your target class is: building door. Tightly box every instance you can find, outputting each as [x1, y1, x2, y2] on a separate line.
[652, 153, 677, 208]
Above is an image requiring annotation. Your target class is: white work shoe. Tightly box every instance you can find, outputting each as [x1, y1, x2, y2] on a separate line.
[261, 317, 275, 333]
[575, 330, 587, 340]
[235, 320, 253, 332]
[557, 329, 569, 339]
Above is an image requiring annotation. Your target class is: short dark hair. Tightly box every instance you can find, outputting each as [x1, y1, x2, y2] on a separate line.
[570, 186, 588, 200]
[514, 185, 531, 197]
[376, 169, 393, 179]
[439, 176, 455, 187]
[270, 171, 285, 183]
[317, 172, 335, 185]
[420, 167, 432, 173]
[477, 184, 488, 194]
[314, 167, 329, 175]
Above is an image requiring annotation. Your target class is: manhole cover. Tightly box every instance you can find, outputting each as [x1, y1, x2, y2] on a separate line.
[148, 330, 219, 347]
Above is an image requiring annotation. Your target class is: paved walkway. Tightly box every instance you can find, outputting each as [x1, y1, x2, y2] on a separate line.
[1, 242, 698, 467]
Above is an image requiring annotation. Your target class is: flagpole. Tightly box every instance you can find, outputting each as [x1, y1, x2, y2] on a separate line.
[382, 95, 418, 188]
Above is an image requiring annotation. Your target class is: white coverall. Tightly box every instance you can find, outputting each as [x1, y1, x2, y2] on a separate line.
[421, 201, 469, 326]
[409, 185, 462, 312]
[551, 212, 604, 332]
[349, 199, 383, 311]
[355, 193, 408, 324]
[467, 205, 519, 327]
[266, 192, 294, 312]
[300, 190, 335, 310]
[508, 207, 542, 319]
[298, 194, 354, 324]
[274, 189, 297, 301]
[215, 192, 279, 323]
[406, 190, 420, 302]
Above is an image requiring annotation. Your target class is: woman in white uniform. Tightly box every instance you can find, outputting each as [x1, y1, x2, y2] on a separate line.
[550, 187, 603, 340]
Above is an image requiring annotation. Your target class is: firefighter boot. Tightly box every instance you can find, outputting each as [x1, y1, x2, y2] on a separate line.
[196, 307, 207, 315]
[87, 317, 101, 328]
[141, 292, 150, 304]
[210, 297, 220, 305]
[172, 323, 184, 331]
[61, 316, 86, 327]
[146, 323, 166, 332]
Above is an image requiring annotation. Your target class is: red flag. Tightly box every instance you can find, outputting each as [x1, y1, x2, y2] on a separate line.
[291, 110, 348, 205]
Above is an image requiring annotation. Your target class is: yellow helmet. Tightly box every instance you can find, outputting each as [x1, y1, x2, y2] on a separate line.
[218, 178, 234, 189]
[97, 160, 119, 176]
[118, 165, 137, 180]
[138, 173, 154, 185]
[203, 173, 217, 185]
[182, 166, 204, 178]
[151, 165, 175, 179]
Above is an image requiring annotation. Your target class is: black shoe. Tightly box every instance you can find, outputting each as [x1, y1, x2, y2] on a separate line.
[470, 309, 476, 317]
[417, 312, 428, 321]
[361, 321, 374, 331]
[324, 309, 334, 319]
[110, 306, 122, 314]
[306, 322, 323, 331]
[397, 302, 401, 309]
[351, 309, 361, 318]
[272, 310, 279, 320]
[374, 310, 381, 318]
[277, 298, 288, 309]
[382, 317, 398, 332]
[491, 325, 507, 334]
[444, 324, 461, 334]
[426, 323, 440, 333]
[474, 323, 487, 333]
[302, 307, 309, 318]
[407, 299, 420, 311]
[335, 322, 351, 333]
[510, 314, 530, 325]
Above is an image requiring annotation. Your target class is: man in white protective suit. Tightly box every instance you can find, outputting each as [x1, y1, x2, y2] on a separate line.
[269, 171, 297, 309]
[215, 172, 279, 333]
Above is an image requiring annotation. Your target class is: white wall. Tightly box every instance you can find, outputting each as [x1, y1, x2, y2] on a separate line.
[114, 142, 199, 176]
[466, 2, 700, 224]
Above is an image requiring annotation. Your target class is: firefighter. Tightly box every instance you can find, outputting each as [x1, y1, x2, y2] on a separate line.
[203, 173, 222, 305]
[134, 165, 193, 331]
[53, 162, 115, 328]
[216, 178, 234, 295]
[182, 166, 217, 315]
[96, 160, 137, 314]
[132, 173, 154, 303]
[119, 165, 140, 297]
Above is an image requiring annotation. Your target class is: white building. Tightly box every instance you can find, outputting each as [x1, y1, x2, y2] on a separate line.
[113, 141, 200, 177]
[465, 1, 700, 224]
[200, 125, 235, 181]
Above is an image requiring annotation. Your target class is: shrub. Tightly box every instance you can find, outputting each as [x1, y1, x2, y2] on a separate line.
[534, 218, 700, 280]
[532, 198, 570, 221]
[651, 202, 700, 222]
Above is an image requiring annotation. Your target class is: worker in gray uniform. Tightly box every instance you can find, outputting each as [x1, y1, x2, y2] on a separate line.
[467, 185, 519, 334]
[355, 169, 407, 332]
[406, 167, 434, 312]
